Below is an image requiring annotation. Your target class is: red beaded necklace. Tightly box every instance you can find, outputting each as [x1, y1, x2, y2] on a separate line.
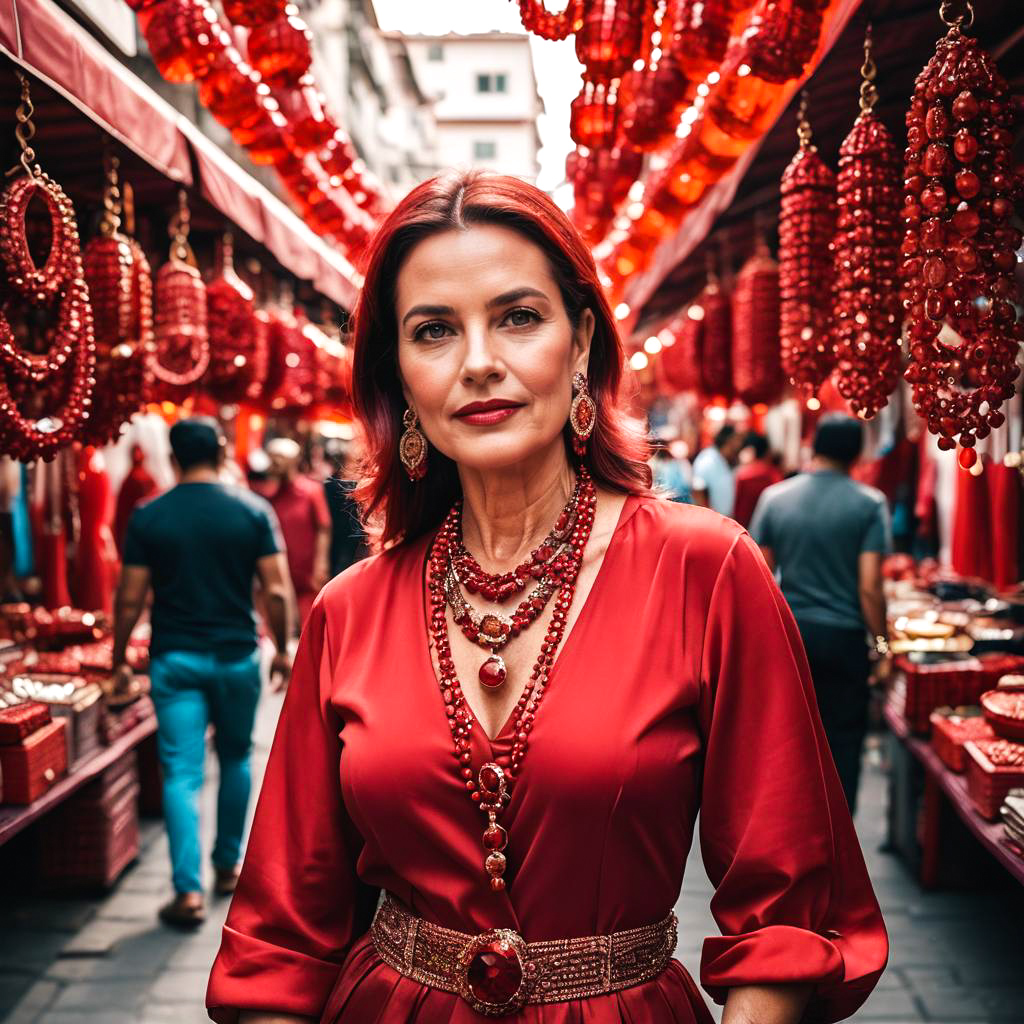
[427, 468, 597, 892]
[442, 477, 584, 688]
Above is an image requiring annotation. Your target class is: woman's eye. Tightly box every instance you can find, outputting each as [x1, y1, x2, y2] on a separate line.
[503, 307, 540, 328]
[414, 321, 451, 342]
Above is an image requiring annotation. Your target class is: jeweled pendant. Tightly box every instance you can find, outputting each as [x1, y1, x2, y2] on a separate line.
[479, 654, 507, 688]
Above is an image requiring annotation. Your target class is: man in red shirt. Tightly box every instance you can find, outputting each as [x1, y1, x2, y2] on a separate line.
[733, 432, 783, 528]
[266, 438, 331, 628]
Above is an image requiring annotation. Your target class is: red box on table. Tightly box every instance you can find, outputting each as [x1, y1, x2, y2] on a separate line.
[930, 708, 996, 772]
[39, 752, 140, 888]
[963, 738, 1024, 820]
[0, 701, 52, 744]
[0, 718, 68, 804]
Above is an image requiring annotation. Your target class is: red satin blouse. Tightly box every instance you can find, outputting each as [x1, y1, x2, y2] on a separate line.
[207, 496, 888, 1023]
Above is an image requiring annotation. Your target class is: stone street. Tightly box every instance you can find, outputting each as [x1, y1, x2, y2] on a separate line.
[2, 692, 1022, 1023]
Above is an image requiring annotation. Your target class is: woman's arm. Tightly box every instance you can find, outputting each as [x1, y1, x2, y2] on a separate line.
[723, 983, 813, 1024]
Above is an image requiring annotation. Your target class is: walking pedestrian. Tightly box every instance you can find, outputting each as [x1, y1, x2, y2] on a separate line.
[732, 431, 783, 528]
[111, 417, 295, 929]
[265, 437, 331, 626]
[749, 413, 892, 812]
[325, 440, 368, 577]
[692, 424, 743, 516]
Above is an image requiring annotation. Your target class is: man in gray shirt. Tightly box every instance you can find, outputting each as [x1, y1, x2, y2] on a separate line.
[750, 414, 891, 812]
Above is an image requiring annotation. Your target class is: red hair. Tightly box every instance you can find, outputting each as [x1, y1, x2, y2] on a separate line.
[351, 170, 651, 545]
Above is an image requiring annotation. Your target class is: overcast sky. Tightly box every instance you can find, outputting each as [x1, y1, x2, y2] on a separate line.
[372, 0, 581, 201]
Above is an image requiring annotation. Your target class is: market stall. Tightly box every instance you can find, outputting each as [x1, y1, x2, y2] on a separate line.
[0, 0, 362, 892]
[507, 0, 1024, 890]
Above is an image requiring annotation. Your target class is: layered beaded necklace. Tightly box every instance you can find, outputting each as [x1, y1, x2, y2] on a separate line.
[427, 468, 597, 892]
[442, 473, 585, 689]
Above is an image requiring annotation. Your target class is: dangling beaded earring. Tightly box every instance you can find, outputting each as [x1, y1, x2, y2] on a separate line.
[569, 371, 596, 457]
[399, 407, 428, 480]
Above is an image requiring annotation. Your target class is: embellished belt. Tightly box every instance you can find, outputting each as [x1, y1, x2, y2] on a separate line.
[370, 893, 677, 1017]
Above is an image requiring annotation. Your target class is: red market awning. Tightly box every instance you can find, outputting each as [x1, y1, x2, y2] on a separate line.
[0, 0, 360, 308]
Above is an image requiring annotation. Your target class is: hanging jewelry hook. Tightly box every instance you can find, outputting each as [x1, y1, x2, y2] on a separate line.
[859, 24, 878, 114]
[7, 71, 40, 178]
[99, 145, 122, 236]
[796, 89, 814, 151]
[168, 188, 196, 265]
[939, 0, 974, 30]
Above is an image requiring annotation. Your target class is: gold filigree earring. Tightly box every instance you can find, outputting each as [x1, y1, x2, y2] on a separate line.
[399, 407, 428, 480]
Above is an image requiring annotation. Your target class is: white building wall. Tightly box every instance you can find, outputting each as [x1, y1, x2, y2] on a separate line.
[403, 34, 541, 182]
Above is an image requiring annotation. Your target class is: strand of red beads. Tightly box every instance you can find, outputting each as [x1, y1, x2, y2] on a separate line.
[901, 15, 1021, 469]
[450, 474, 582, 602]
[427, 468, 597, 892]
[0, 170, 97, 461]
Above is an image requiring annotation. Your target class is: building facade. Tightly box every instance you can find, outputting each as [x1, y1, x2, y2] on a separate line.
[398, 32, 542, 183]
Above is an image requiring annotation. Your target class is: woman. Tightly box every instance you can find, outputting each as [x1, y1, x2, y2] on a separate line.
[207, 172, 887, 1023]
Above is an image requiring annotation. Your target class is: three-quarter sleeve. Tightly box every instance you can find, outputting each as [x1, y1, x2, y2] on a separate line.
[207, 595, 378, 1023]
[696, 532, 888, 1021]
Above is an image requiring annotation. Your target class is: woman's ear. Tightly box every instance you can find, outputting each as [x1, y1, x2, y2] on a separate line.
[572, 308, 596, 375]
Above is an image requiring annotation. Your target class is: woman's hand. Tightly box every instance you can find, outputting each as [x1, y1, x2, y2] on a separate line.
[723, 983, 813, 1024]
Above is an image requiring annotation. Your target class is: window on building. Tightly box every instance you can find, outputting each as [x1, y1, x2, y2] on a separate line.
[427, 43, 444, 61]
[476, 73, 510, 93]
[473, 140, 497, 160]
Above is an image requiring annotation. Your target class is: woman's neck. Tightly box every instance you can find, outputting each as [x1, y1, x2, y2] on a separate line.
[458, 445, 576, 570]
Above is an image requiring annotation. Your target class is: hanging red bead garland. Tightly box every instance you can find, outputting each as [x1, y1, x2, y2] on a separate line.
[138, 0, 224, 84]
[901, 1, 1021, 469]
[427, 469, 598, 892]
[698, 257, 732, 398]
[569, 78, 621, 150]
[0, 75, 96, 462]
[660, 309, 702, 393]
[247, 5, 314, 90]
[81, 159, 153, 445]
[575, 0, 647, 82]
[620, 0, 691, 151]
[778, 93, 837, 399]
[514, 0, 581, 40]
[222, 0, 286, 27]
[830, 29, 902, 420]
[205, 232, 263, 405]
[731, 240, 782, 406]
[668, 0, 740, 80]
[151, 191, 210, 403]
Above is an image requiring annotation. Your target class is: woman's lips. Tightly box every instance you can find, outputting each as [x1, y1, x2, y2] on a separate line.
[454, 405, 522, 426]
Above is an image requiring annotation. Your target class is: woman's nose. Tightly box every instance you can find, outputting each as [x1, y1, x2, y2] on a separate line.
[459, 324, 504, 384]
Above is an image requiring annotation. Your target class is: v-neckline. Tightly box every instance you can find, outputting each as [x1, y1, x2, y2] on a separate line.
[418, 494, 640, 745]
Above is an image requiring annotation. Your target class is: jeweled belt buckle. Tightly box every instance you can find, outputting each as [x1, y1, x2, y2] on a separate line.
[457, 928, 537, 1016]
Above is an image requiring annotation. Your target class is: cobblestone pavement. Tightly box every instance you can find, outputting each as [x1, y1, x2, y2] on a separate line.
[2, 694, 1023, 1023]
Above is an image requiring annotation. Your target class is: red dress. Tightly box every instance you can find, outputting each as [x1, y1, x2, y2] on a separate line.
[207, 496, 887, 1023]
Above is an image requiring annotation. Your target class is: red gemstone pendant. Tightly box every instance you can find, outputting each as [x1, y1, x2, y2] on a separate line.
[479, 654, 507, 688]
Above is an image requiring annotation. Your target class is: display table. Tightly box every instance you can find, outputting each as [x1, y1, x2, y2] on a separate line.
[883, 700, 1024, 888]
[0, 717, 156, 848]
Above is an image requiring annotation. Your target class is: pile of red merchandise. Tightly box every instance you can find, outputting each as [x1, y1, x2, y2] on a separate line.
[964, 738, 1024, 820]
[898, 653, 1024, 732]
[930, 707, 995, 772]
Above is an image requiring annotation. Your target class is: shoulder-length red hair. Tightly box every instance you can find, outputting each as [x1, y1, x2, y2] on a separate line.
[351, 170, 651, 546]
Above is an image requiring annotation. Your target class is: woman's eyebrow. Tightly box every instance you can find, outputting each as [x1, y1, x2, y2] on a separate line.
[401, 304, 456, 328]
[486, 288, 548, 309]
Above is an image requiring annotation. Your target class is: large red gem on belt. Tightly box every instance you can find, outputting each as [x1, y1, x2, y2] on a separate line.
[458, 929, 533, 1015]
[467, 940, 522, 1004]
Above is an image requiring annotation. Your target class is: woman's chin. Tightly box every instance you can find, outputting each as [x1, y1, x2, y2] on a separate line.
[445, 434, 564, 475]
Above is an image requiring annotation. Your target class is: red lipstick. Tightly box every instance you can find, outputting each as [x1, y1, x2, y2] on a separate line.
[453, 398, 524, 426]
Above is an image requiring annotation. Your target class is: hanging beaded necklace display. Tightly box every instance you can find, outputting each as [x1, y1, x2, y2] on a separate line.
[427, 467, 597, 892]
[442, 473, 585, 689]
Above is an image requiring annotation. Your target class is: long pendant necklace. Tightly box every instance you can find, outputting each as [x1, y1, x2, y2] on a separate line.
[427, 468, 597, 892]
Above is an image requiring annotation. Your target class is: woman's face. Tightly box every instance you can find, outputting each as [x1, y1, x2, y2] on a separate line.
[395, 224, 594, 473]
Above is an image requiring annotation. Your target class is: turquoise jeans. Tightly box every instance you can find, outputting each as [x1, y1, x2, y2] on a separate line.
[150, 649, 262, 894]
